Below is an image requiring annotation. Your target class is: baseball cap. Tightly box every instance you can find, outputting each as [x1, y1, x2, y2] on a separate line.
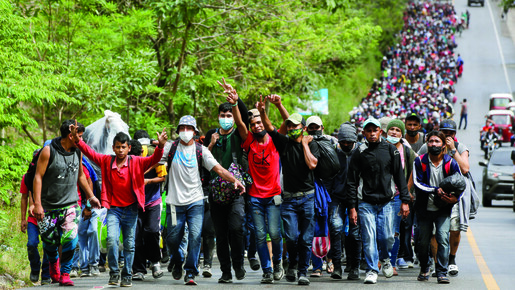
[306, 116, 323, 127]
[362, 118, 381, 129]
[177, 115, 198, 132]
[286, 113, 306, 126]
[248, 109, 260, 119]
[440, 119, 457, 132]
[405, 113, 421, 123]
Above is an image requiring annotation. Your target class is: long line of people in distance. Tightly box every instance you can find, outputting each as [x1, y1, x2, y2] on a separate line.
[20, 0, 475, 287]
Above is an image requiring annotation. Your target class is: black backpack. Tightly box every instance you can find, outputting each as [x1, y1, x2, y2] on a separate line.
[24, 145, 55, 195]
[313, 136, 340, 180]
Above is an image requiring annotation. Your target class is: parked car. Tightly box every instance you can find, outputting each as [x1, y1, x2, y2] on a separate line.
[489, 93, 513, 110]
[486, 110, 514, 143]
[468, 0, 484, 7]
[479, 148, 514, 207]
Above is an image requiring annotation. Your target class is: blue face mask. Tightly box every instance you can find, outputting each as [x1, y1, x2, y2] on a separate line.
[386, 135, 401, 144]
[219, 118, 234, 130]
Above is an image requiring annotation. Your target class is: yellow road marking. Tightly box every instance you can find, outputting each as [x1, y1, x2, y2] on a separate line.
[466, 229, 500, 290]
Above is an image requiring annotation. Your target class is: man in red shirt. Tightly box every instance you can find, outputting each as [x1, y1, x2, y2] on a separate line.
[225, 91, 284, 284]
[71, 124, 168, 287]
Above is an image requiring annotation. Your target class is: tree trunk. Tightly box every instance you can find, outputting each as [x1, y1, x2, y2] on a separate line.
[42, 104, 47, 142]
[167, 22, 191, 131]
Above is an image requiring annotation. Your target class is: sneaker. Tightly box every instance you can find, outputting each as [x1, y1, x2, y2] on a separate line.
[90, 265, 100, 277]
[407, 261, 415, 268]
[49, 258, 60, 283]
[119, 261, 125, 269]
[273, 263, 284, 281]
[235, 267, 246, 280]
[380, 259, 393, 278]
[298, 275, 310, 285]
[59, 273, 74, 286]
[152, 263, 163, 279]
[396, 258, 409, 269]
[249, 258, 260, 271]
[167, 262, 174, 273]
[109, 274, 120, 285]
[344, 263, 351, 273]
[41, 278, 52, 285]
[310, 269, 322, 277]
[331, 267, 343, 280]
[218, 272, 232, 283]
[393, 267, 398, 276]
[160, 255, 169, 264]
[69, 268, 78, 278]
[261, 272, 274, 284]
[184, 273, 197, 285]
[202, 265, 212, 278]
[449, 264, 459, 276]
[364, 271, 378, 284]
[80, 269, 91, 277]
[172, 264, 183, 280]
[347, 268, 360, 280]
[29, 271, 39, 282]
[285, 268, 297, 282]
[437, 275, 450, 284]
[98, 265, 106, 273]
[120, 277, 132, 287]
[132, 272, 145, 281]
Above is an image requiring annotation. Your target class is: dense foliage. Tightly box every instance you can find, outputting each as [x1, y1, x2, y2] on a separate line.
[0, 0, 407, 204]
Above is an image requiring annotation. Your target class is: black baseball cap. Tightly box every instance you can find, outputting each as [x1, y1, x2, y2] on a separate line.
[405, 113, 421, 123]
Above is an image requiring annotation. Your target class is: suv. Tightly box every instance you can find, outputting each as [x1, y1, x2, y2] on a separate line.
[479, 148, 514, 207]
[468, 0, 485, 6]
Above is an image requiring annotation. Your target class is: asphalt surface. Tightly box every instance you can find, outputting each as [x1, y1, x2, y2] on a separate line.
[26, 0, 515, 288]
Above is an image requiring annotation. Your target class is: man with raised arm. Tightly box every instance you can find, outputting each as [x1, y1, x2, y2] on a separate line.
[258, 95, 320, 286]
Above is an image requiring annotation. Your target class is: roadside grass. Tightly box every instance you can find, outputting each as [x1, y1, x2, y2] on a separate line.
[0, 197, 34, 288]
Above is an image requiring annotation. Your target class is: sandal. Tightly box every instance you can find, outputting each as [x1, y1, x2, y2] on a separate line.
[417, 270, 430, 281]
[437, 276, 450, 284]
[326, 262, 334, 274]
[310, 269, 322, 277]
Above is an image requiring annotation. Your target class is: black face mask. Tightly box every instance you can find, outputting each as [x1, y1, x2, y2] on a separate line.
[406, 129, 419, 137]
[308, 130, 323, 136]
[428, 145, 444, 156]
[253, 130, 267, 139]
[340, 144, 354, 153]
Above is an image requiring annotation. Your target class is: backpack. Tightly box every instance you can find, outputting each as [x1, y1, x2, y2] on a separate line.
[313, 136, 340, 180]
[163, 140, 204, 191]
[24, 145, 56, 195]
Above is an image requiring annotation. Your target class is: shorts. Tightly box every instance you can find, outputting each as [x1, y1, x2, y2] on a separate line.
[449, 203, 460, 232]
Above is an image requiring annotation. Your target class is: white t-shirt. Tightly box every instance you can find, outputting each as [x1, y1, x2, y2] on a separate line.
[162, 142, 218, 206]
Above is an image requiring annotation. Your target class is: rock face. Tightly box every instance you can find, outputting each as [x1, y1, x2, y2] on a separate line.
[0, 274, 14, 288]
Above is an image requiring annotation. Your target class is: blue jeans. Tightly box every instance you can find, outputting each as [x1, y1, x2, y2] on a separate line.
[78, 207, 100, 271]
[248, 196, 283, 274]
[389, 197, 402, 267]
[281, 193, 315, 277]
[328, 200, 361, 269]
[106, 204, 138, 279]
[417, 211, 451, 277]
[358, 200, 395, 273]
[27, 222, 50, 279]
[166, 200, 204, 275]
[311, 254, 323, 271]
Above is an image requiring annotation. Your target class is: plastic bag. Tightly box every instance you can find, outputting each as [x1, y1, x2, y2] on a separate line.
[439, 173, 467, 198]
[313, 136, 340, 180]
[83, 110, 130, 156]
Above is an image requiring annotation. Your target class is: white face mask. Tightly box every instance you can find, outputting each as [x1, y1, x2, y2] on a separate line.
[179, 131, 194, 143]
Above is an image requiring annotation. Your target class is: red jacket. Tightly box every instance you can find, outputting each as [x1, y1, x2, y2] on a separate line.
[77, 140, 164, 210]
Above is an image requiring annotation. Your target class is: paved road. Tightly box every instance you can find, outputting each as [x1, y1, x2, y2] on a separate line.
[27, 0, 515, 288]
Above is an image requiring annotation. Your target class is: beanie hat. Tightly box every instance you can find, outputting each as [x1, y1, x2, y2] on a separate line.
[338, 122, 357, 142]
[387, 119, 405, 136]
